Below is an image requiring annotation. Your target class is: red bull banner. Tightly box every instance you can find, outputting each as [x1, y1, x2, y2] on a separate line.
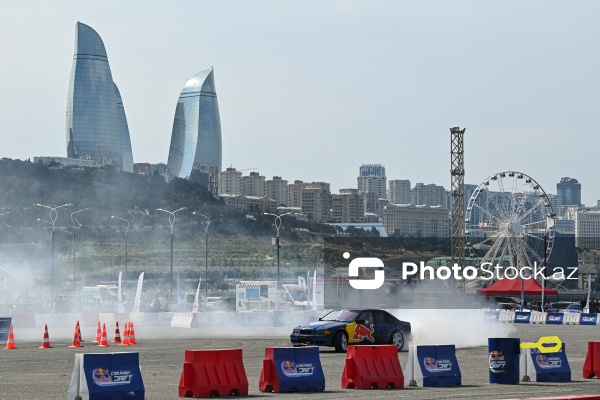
[67, 352, 145, 400]
[405, 344, 461, 387]
[520, 344, 571, 382]
[259, 347, 325, 392]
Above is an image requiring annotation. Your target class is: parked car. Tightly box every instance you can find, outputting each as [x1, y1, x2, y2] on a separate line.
[559, 303, 581, 313]
[290, 309, 411, 353]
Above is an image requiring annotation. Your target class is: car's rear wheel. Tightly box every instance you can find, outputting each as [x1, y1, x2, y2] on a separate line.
[334, 332, 348, 353]
[391, 331, 404, 351]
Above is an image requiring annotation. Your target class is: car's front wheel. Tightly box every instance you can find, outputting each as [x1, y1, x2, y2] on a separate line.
[333, 332, 348, 353]
[391, 331, 404, 352]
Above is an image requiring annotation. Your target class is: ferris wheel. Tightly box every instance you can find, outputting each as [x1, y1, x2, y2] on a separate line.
[465, 171, 555, 276]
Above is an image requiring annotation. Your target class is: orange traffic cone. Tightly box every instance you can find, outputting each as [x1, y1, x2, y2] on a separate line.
[120, 322, 130, 346]
[92, 321, 102, 343]
[112, 322, 121, 343]
[39, 324, 53, 349]
[69, 323, 82, 348]
[77, 321, 84, 342]
[129, 322, 137, 345]
[98, 323, 109, 347]
[5, 325, 16, 349]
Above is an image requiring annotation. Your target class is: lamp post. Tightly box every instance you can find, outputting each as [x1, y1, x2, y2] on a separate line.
[111, 216, 130, 294]
[35, 203, 72, 299]
[193, 212, 211, 299]
[71, 208, 90, 294]
[263, 212, 292, 282]
[156, 207, 186, 301]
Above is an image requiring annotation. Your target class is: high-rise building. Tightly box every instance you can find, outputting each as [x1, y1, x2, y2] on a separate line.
[332, 189, 364, 223]
[287, 180, 306, 208]
[218, 167, 242, 196]
[301, 182, 331, 222]
[412, 183, 446, 207]
[242, 172, 266, 198]
[357, 164, 387, 200]
[557, 177, 582, 207]
[66, 22, 134, 172]
[388, 179, 411, 204]
[167, 67, 222, 191]
[266, 176, 288, 206]
[383, 204, 449, 237]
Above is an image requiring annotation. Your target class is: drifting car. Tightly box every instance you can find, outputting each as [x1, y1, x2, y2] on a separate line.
[290, 309, 411, 352]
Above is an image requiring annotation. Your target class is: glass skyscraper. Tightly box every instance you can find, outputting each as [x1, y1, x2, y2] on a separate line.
[167, 67, 222, 191]
[65, 22, 134, 172]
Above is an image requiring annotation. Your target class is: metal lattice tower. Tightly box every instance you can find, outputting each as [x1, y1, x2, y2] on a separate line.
[450, 127, 466, 292]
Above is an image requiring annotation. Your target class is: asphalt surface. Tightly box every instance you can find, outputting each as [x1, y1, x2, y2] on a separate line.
[2, 323, 600, 399]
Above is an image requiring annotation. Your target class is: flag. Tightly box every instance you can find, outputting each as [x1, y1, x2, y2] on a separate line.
[132, 272, 144, 313]
[117, 271, 124, 313]
[193, 278, 202, 313]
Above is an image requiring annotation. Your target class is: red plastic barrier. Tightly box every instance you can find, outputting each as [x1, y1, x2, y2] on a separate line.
[583, 342, 600, 379]
[341, 345, 403, 389]
[179, 349, 248, 398]
[514, 396, 600, 400]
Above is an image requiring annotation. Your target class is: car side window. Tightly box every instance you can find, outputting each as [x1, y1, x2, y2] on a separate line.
[373, 310, 386, 325]
[359, 311, 374, 325]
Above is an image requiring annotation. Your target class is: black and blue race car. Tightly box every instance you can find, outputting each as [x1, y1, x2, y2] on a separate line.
[290, 309, 411, 352]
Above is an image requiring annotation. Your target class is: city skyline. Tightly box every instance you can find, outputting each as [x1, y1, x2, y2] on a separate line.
[1, 2, 599, 204]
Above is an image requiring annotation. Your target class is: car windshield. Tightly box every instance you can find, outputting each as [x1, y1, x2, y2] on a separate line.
[288, 290, 308, 302]
[320, 310, 358, 322]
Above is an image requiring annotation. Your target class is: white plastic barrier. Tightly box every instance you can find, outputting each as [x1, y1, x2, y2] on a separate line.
[499, 310, 515, 323]
[530, 312, 547, 324]
[562, 313, 580, 325]
[170, 312, 200, 328]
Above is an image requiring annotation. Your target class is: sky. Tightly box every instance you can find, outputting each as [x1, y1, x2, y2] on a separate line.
[1, 1, 599, 205]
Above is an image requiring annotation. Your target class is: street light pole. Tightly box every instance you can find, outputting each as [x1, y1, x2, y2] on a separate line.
[35, 203, 72, 299]
[111, 216, 130, 293]
[193, 212, 211, 299]
[263, 212, 292, 282]
[157, 207, 186, 302]
[71, 208, 90, 294]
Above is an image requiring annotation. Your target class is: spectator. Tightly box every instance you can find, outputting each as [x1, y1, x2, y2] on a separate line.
[581, 297, 587, 312]
[590, 298, 597, 314]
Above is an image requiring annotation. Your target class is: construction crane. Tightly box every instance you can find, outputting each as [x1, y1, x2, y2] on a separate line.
[450, 127, 466, 293]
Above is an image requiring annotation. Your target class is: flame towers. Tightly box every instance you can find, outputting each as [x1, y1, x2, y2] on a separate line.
[65, 22, 134, 172]
[167, 67, 222, 192]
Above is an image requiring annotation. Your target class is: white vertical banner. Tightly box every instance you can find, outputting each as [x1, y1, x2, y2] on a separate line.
[312, 270, 317, 310]
[117, 271, 124, 313]
[587, 273, 592, 313]
[132, 272, 144, 313]
[193, 278, 202, 313]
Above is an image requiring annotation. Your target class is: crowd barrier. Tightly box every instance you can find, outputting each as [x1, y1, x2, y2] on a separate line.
[583, 341, 600, 379]
[341, 345, 403, 389]
[520, 344, 571, 382]
[405, 344, 461, 387]
[171, 313, 200, 328]
[179, 349, 248, 397]
[259, 347, 325, 392]
[67, 352, 145, 400]
[496, 311, 599, 326]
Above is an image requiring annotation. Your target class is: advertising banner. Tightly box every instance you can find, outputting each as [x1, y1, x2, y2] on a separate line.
[514, 312, 531, 324]
[546, 313, 564, 325]
[580, 313, 598, 326]
[522, 345, 571, 382]
[0, 317, 11, 341]
[72, 352, 144, 400]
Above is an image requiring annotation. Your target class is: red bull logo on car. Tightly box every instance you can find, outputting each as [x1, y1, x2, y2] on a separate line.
[352, 324, 375, 342]
[92, 368, 134, 386]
